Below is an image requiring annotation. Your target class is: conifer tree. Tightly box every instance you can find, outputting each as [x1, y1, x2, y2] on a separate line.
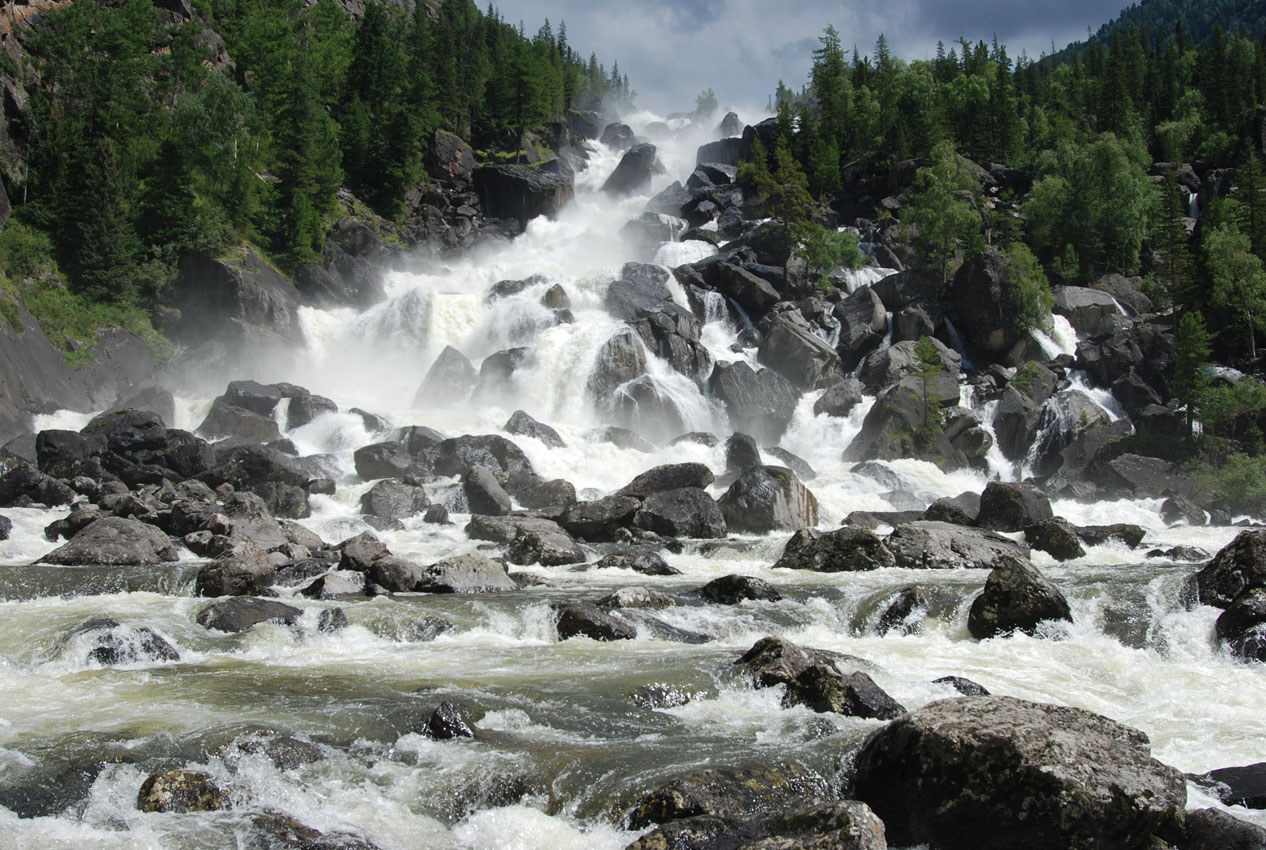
[1174, 310, 1212, 436]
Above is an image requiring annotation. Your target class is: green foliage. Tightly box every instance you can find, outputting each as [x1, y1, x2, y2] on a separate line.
[800, 226, 864, 290]
[1174, 311, 1213, 437]
[1189, 452, 1266, 515]
[18, 277, 171, 366]
[910, 335, 945, 441]
[1148, 173, 1196, 309]
[0, 222, 56, 280]
[1202, 376, 1266, 450]
[901, 140, 984, 282]
[695, 88, 718, 118]
[1002, 241, 1053, 333]
[1205, 224, 1266, 359]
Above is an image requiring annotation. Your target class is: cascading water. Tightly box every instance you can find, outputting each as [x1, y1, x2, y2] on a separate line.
[2, 106, 1266, 850]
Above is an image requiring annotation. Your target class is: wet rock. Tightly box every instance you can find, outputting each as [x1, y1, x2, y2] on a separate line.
[197, 397, 282, 443]
[503, 409, 565, 448]
[1180, 808, 1266, 850]
[359, 479, 429, 530]
[733, 636, 854, 688]
[195, 541, 276, 597]
[625, 763, 830, 830]
[624, 800, 888, 850]
[933, 675, 990, 696]
[317, 607, 349, 633]
[763, 446, 815, 481]
[473, 163, 574, 230]
[813, 377, 865, 418]
[718, 466, 818, 534]
[701, 574, 781, 604]
[774, 526, 895, 572]
[834, 286, 888, 370]
[40, 516, 180, 566]
[433, 434, 534, 482]
[603, 143, 661, 196]
[248, 811, 381, 850]
[554, 601, 637, 641]
[1196, 530, 1266, 608]
[353, 441, 427, 481]
[464, 466, 513, 516]
[506, 524, 587, 566]
[365, 556, 424, 592]
[1161, 495, 1206, 527]
[417, 553, 517, 593]
[756, 314, 841, 390]
[707, 361, 798, 443]
[0, 513, 9, 540]
[630, 683, 695, 710]
[338, 531, 390, 572]
[844, 376, 968, 470]
[724, 433, 763, 475]
[634, 488, 727, 539]
[617, 463, 715, 498]
[783, 665, 906, 719]
[876, 585, 931, 635]
[1197, 762, 1266, 809]
[967, 555, 1073, 639]
[597, 586, 676, 610]
[592, 549, 679, 576]
[35, 428, 107, 479]
[886, 521, 1029, 570]
[1146, 545, 1209, 562]
[1024, 517, 1086, 561]
[851, 696, 1187, 850]
[300, 571, 366, 599]
[424, 700, 479, 740]
[136, 769, 230, 813]
[415, 345, 476, 407]
[66, 618, 180, 666]
[1078, 524, 1147, 548]
[0, 461, 76, 507]
[857, 337, 960, 397]
[1215, 588, 1266, 660]
[196, 597, 303, 633]
[285, 393, 338, 429]
[200, 445, 311, 519]
[561, 495, 642, 541]
[923, 493, 980, 526]
[976, 481, 1053, 532]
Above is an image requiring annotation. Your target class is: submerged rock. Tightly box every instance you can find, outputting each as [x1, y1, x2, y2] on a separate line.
[701, 574, 781, 604]
[64, 617, 180, 666]
[196, 597, 303, 633]
[851, 695, 1186, 850]
[423, 700, 479, 740]
[136, 770, 230, 813]
[624, 801, 889, 850]
[625, 763, 830, 830]
[553, 601, 637, 641]
[782, 665, 906, 719]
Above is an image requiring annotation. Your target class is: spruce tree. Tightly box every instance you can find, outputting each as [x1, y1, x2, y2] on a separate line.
[1174, 310, 1212, 437]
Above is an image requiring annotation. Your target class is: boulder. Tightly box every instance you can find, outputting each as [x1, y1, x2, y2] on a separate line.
[857, 337, 961, 398]
[0, 462, 76, 507]
[718, 466, 818, 534]
[416, 553, 516, 593]
[634, 487, 727, 539]
[773, 526, 895, 572]
[833, 286, 888, 370]
[707, 362, 798, 443]
[473, 164, 574, 230]
[967, 554, 1074, 639]
[1195, 530, 1266, 608]
[724, 432, 762, 475]
[625, 763, 830, 830]
[40, 517, 179, 566]
[137, 770, 230, 814]
[506, 524, 587, 566]
[338, 530, 390, 571]
[600, 122, 636, 151]
[592, 549, 679, 576]
[851, 696, 1187, 850]
[464, 466, 513, 516]
[196, 597, 302, 633]
[423, 700, 479, 740]
[704, 261, 781, 317]
[756, 315, 841, 390]
[617, 463, 715, 498]
[1052, 286, 1123, 334]
[65, 618, 180, 666]
[842, 378, 968, 470]
[597, 586, 676, 610]
[886, 521, 1030, 570]
[1024, 517, 1086, 561]
[364, 557, 425, 592]
[813, 377, 865, 418]
[733, 636, 855, 688]
[1180, 808, 1266, 850]
[783, 665, 906, 719]
[603, 143, 661, 196]
[428, 129, 475, 182]
[353, 441, 427, 481]
[359, 479, 429, 530]
[587, 329, 648, 400]
[199, 445, 310, 519]
[432, 434, 534, 482]
[946, 248, 1022, 354]
[561, 495, 642, 541]
[624, 801, 888, 850]
[1215, 587, 1266, 660]
[554, 601, 636, 641]
[1078, 524, 1147, 548]
[166, 247, 304, 348]
[415, 345, 476, 407]
[35, 429, 107, 479]
[876, 585, 933, 636]
[975, 481, 1053, 532]
[504, 410, 565, 448]
[195, 542, 276, 597]
[701, 574, 782, 604]
[1197, 762, 1266, 809]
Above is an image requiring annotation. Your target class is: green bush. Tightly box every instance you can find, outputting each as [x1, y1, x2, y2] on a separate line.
[20, 278, 170, 366]
[0, 222, 55, 279]
[1003, 242, 1054, 333]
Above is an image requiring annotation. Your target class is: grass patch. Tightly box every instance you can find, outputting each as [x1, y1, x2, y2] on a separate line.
[19, 277, 172, 367]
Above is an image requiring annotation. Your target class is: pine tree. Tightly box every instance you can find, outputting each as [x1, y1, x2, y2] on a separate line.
[1174, 310, 1212, 437]
[1153, 173, 1197, 309]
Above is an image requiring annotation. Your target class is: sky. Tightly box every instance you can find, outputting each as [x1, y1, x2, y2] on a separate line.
[491, 0, 1126, 116]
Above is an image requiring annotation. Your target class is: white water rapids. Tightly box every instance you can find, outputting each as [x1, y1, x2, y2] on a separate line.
[1, 109, 1265, 849]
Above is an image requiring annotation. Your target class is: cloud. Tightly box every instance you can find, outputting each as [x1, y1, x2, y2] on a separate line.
[491, 0, 1122, 114]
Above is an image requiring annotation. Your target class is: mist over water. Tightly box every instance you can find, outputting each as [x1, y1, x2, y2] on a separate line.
[3, 106, 1266, 848]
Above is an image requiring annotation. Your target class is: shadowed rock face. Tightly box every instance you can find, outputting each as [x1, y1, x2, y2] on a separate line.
[852, 696, 1186, 850]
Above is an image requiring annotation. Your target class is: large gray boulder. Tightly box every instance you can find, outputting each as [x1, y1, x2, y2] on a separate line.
[602, 143, 661, 196]
[1196, 530, 1266, 608]
[707, 361, 799, 443]
[975, 481, 1053, 532]
[625, 763, 830, 830]
[773, 526, 895, 572]
[633, 488, 727, 539]
[625, 801, 888, 850]
[842, 376, 968, 470]
[885, 521, 1029, 569]
[473, 164, 574, 230]
[616, 463, 715, 498]
[834, 286, 888, 370]
[756, 314, 841, 390]
[852, 696, 1187, 850]
[946, 248, 1022, 354]
[718, 466, 818, 534]
[416, 553, 517, 593]
[1053, 285, 1124, 334]
[40, 517, 179, 566]
[195, 541, 276, 597]
[196, 597, 302, 633]
[967, 554, 1074, 638]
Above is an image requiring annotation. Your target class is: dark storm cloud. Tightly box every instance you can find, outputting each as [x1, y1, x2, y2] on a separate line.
[491, 0, 1124, 114]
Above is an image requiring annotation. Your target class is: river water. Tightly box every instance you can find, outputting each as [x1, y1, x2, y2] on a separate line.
[0, 111, 1263, 849]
